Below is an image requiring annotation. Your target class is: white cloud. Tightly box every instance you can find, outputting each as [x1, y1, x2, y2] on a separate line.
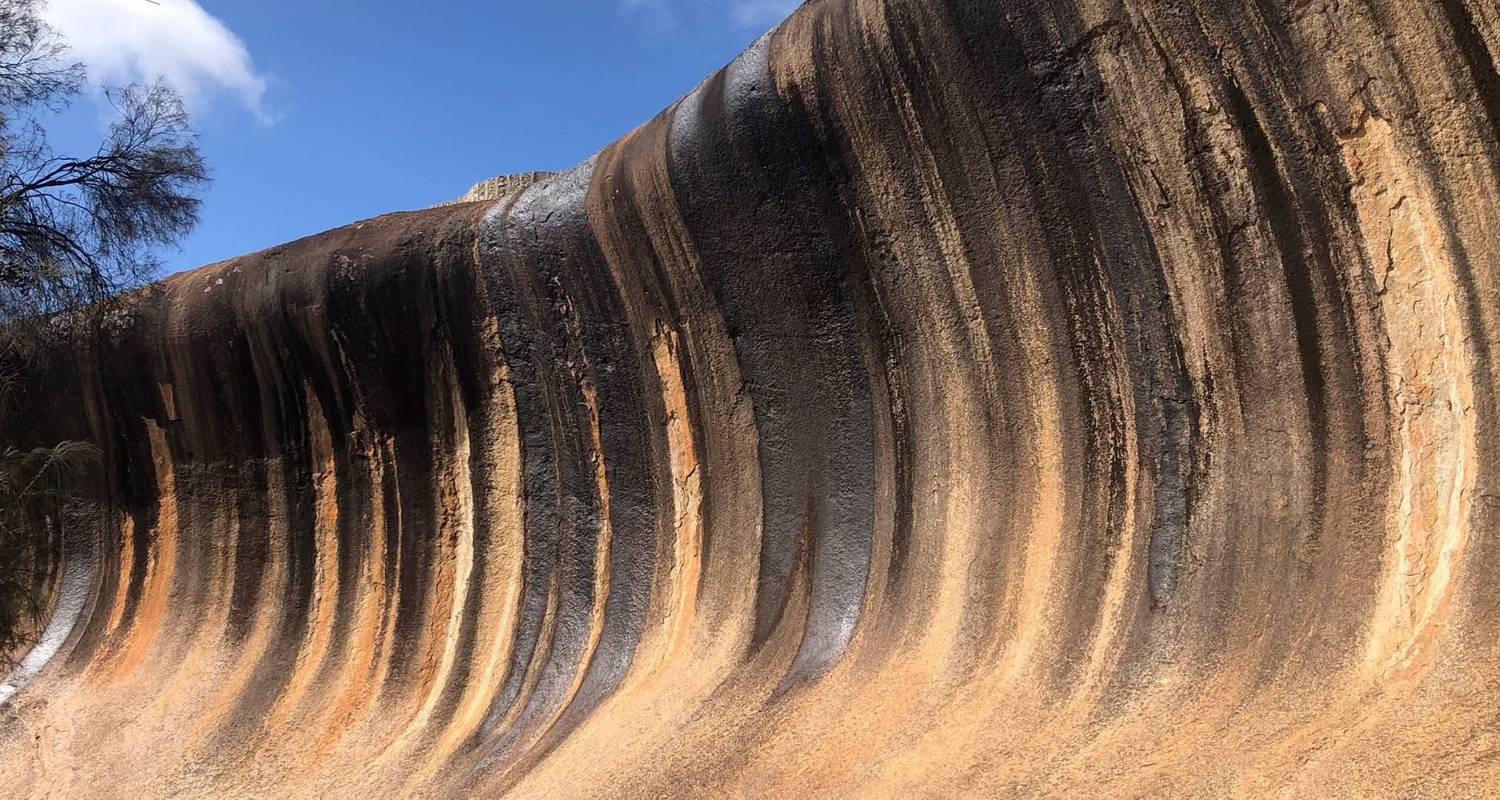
[730, 0, 801, 28]
[40, 0, 272, 122]
[620, 0, 676, 33]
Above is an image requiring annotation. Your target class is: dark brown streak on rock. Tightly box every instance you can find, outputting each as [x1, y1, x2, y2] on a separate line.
[1440, 0, 1500, 144]
[1220, 75, 1331, 546]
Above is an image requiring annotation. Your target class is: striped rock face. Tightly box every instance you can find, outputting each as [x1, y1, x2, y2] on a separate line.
[3, 0, 1500, 796]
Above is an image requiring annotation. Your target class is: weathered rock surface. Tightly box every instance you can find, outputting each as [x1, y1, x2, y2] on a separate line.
[431, 171, 555, 207]
[3, 0, 1500, 796]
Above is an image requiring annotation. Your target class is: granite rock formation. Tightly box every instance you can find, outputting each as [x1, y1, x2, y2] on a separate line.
[430, 172, 555, 208]
[2, 0, 1500, 796]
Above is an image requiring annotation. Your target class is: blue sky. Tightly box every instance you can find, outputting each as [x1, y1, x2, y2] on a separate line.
[40, 0, 800, 275]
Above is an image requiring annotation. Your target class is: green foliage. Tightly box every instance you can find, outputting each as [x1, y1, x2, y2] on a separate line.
[0, 440, 96, 668]
[0, 0, 205, 671]
[0, 0, 208, 323]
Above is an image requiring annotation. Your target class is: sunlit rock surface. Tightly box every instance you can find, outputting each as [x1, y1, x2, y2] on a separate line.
[3, 0, 1500, 796]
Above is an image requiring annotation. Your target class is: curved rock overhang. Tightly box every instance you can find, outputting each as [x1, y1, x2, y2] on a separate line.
[3, 0, 1500, 796]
